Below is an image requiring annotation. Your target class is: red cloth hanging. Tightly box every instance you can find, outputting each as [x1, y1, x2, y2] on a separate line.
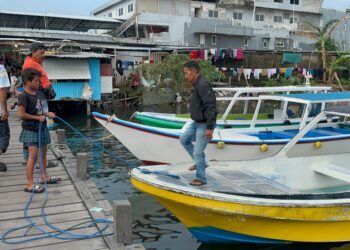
[190, 50, 198, 60]
[236, 48, 244, 60]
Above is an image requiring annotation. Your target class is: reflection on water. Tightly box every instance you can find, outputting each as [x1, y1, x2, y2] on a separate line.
[58, 104, 350, 250]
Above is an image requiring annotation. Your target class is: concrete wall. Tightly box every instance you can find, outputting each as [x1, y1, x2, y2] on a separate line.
[255, 0, 322, 14]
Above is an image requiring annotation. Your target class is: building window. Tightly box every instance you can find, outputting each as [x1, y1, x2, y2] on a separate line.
[128, 4, 134, 13]
[108, 12, 113, 17]
[118, 8, 123, 16]
[274, 0, 283, 2]
[289, 16, 298, 24]
[200, 34, 206, 45]
[276, 39, 284, 47]
[212, 35, 217, 45]
[244, 37, 249, 47]
[208, 10, 219, 18]
[263, 38, 269, 48]
[290, 0, 299, 4]
[255, 14, 264, 22]
[274, 16, 283, 23]
[233, 12, 243, 20]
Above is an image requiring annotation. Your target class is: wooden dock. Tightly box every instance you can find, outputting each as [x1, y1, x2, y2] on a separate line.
[0, 108, 144, 250]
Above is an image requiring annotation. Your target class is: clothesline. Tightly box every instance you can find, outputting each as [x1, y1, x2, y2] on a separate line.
[221, 67, 325, 80]
[190, 48, 244, 61]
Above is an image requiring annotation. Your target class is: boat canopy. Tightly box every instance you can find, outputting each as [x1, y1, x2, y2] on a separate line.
[324, 106, 350, 117]
[260, 92, 350, 104]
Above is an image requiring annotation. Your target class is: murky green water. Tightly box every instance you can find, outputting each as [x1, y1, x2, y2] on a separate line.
[57, 104, 350, 250]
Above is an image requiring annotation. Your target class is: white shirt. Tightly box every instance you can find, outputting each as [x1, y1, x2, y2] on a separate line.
[0, 65, 10, 115]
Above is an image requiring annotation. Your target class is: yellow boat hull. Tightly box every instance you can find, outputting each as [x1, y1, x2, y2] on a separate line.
[132, 178, 350, 244]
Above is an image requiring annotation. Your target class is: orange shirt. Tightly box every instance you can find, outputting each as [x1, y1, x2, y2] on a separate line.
[22, 56, 51, 88]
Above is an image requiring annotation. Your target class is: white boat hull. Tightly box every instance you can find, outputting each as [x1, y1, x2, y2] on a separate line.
[93, 112, 350, 165]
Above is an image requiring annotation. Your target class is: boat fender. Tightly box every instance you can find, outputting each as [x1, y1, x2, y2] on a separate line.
[216, 141, 225, 149]
[314, 141, 322, 149]
[260, 144, 269, 152]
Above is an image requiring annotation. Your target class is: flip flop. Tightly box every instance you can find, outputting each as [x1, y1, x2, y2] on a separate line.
[24, 185, 45, 193]
[189, 179, 206, 186]
[40, 176, 61, 185]
[189, 165, 196, 171]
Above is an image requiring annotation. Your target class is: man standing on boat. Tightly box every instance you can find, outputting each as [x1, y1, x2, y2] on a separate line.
[180, 60, 217, 186]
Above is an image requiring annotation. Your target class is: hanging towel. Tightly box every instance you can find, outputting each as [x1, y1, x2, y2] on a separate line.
[237, 48, 244, 60]
[254, 69, 262, 80]
[204, 50, 208, 60]
[190, 50, 198, 60]
[215, 49, 219, 62]
[285, 68, 292, 79]
[280, 68, 287, 74]
[267, 68, 276, 79]
[261, 69, 268, 76]
[243, 69, 252, 80]
[302, 68, 307, 76]
[199, 50, 205, 60]
[233, 49, 238, 59]
[282, 53, 302, 64]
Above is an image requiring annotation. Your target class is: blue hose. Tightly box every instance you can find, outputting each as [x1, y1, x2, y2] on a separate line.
[1, 122, 113, 245]
[1, 115, 180, 245]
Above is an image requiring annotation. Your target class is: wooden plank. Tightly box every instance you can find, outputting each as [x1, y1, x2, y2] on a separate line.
[0, 176, 70, 187]
[0, 210, 91, 231]
[0, 184, 76, 195]
[18, 238, 107, 250]
[0, 203, 87, 221]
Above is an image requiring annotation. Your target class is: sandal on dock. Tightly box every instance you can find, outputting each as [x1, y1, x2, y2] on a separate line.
[24, 185, 45, 193]
[40, 176, 61, 185]
[189, 179, 206, 186]
[189, 165, 196, 171]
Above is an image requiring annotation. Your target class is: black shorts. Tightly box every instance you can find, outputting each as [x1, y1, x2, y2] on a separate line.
[0, 120, 10, 153]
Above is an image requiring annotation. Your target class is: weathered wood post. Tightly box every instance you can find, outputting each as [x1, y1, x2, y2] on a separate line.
[56, 129, 65, 144]
[76, 153, 88, 181]
[113, 200, 132, 245]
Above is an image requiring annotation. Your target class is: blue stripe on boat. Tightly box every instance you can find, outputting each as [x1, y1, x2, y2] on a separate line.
[189, 227, 290, 244]
[279, 92, 350, 102]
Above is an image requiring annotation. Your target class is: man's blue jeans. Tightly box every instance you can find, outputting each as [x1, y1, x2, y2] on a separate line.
[179, 122, 209, 184]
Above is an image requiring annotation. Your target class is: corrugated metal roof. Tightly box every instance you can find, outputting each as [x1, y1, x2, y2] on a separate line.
[91, 0, 121, 15]
[0, 10, 120, 32]
[43, 58, 91, 80]
[46, 52, 111, 59]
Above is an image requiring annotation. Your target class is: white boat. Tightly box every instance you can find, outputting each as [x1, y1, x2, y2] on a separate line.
[130, 107, 350, 244]
[134, 86, 331, 129]
[94, 92, 350, 165]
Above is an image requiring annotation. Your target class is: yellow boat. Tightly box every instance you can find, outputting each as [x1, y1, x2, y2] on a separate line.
[131, 107, 350, 244]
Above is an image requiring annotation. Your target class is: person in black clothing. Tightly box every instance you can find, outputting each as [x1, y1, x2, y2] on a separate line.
[180, 60, 217, 186]
[18, 68, 60, 194]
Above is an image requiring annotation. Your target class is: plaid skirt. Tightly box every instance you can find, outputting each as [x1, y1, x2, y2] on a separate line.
[19, 127, 51, 146]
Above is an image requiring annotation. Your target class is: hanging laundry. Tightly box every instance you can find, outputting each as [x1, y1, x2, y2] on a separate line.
[285, 68, 292, 79]
[190, 50, 198, 60]
[280, 68, 287, 74]
[302, 68, 307, 76]
[254, 69, 262, 80]
[261, 69, 268, 76]
[236, 48, 244, 60]
[243, 69, 252, 80]
[267, 68, 276, 79]
[233, 49, 238, 59]
[204, 50, 208, 60]
[215, 49, 219, 62]
[238, 66, 244, 81]
[231, 68, 238, 77]
[199, 50, 205, 60]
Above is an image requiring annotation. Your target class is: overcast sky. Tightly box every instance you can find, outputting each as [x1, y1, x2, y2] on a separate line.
[0, 0, 349, 16]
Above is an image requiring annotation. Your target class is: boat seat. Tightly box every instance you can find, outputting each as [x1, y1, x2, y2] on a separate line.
[313, 165, 350, 183]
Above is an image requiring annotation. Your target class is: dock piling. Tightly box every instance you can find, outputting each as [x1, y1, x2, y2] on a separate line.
[113, 200, 133, 245]
[56, 129, 66, 144]
[76, 153, 88, 180]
